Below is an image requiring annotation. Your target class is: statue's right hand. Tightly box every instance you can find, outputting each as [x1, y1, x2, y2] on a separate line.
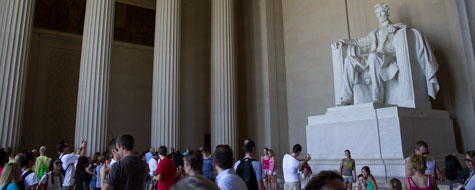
[332, 40, 345, 49]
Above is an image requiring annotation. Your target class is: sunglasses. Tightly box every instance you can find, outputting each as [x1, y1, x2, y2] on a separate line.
[420, 152, 430, 156]
[465, 159, 473, 162]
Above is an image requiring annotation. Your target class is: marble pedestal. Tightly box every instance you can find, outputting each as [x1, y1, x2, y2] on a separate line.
[306, 103, 457, 182]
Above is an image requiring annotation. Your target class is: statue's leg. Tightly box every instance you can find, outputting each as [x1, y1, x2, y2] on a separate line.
[368, 53, 385, 103]
[339, 56, 357, 105]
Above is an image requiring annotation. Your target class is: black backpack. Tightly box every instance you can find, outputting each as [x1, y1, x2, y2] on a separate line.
[236, 158, 258, 190]
[59, 154, 73, 176]
[17, 170, 34, 190]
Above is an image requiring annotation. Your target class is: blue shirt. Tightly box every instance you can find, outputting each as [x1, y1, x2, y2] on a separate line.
[216, 168, 247, 190]
[145, 152, 153, 164]
[0, 183, 19, 190]
[233, 158, 264, 181]
[202, 158, 214, 180]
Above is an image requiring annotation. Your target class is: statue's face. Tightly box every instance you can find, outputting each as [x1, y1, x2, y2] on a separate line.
[375, 7, 389, 24]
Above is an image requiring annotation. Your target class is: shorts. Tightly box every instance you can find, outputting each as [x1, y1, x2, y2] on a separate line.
[342, 176, 353, 183]
[284, 182, 301, 190]
[266, 170, 277, 175]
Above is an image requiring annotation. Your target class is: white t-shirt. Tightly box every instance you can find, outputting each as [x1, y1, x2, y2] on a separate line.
[39, 171, 63, 190]
[60, 153, 79, 186]
[110, 159, 117, 166]
[22, 169, 38, 190]
[148, 158, 159, 176]
[283, 154, 300, 182]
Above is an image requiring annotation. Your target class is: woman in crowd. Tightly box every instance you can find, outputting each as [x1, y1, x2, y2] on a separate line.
[171, 150, 216, 190]
[261, 147, 270, 189]
[268, 149, 278, 190]
[355, 174, 367, 190]
[461, 151, 475, 184]
[389, 178, 402, 190]
[339, 150, 356, 190]
[19, 152, 38, 190]
[404, 154, 436, 190]
[86, 152, 100, 190]
[455, 151, 475, 190]
[74, 156, 90, 190]
[39, 159, 63, 190]
[299, 163, 312, 190]
[0, 163, 22, 190]
[362, 166, 377, 190]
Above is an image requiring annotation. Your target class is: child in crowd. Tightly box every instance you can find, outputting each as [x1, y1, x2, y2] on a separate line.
[299, 163, 312, 190]
[362, 166, 378, 190]
[95, 155, 105, 190]
[389, 178, 402, 190]
[39, 159, 64, 190]
[340, 149, 356, 190]
[87, 152, 100, 190]
[355, 174, 368, 190]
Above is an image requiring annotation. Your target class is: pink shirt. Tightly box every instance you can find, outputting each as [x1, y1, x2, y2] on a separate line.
[407, 176, 433, 190]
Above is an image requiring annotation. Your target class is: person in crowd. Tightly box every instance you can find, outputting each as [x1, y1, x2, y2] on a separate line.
[445, 154, 463, 190]
[0, 149, 8, 175]
[39, 158, 64, 190]
[101, 134, 148, 190]
[339, 150, 356, 190]
[153, 146, 177, 190]
[455, 151, 475, 190]
[6, 148, 15, 164]
[86, 152, 100, 190]
[14, 154, 22, 165]
[355, 174, 367, 190]
[33, 146, 51, 181]
[201, 148, 214, 181]
[268, 149, 278, 190]
[389, 178, 402, 190]
[94, 155, 104, 190]
[58, 140, 86, 190]
[107, 139, 120, 166]
[304, 170, 345, 190]
[361, 166, 377, 190]
[19, 151, 38, 190]
[234, 139, 264, 190]
[283, 144, 310, 190]
[405, 141, 444, 181]
[0, 163, 22, 190]
[214, 145, 247, 190]
[404, 154, 436, 190]
[299, 163, 312, 190]
[74, 156, 90, 190]
[171, 150, 217, 190]
[148, 152, 159, 190]
[31, 150, 39, 159]
[461, 151, 475, 185]
[146, 148, 155, 164]
[261, 148, 270, 189]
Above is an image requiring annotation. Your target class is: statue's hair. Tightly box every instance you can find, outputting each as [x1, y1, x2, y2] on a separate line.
[374, 3, 389, 14]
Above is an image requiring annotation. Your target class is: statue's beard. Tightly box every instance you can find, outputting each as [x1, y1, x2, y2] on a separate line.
[378, 18, 389, 25]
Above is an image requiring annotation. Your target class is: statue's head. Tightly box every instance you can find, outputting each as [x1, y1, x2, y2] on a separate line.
[374, 3, 390, 24]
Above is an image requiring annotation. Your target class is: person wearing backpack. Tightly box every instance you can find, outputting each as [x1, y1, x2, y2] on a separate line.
[39, 159, 63, 190]
[33, 147, 51, 181]
[18, 152, 38, 190]
[0, 163, 22, 190]
[57, 140, 86, 190]
[233, 139, 264, 190]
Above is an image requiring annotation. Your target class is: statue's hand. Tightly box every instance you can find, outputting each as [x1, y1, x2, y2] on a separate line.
[332, 39, 345, 49]
[388, 26, 397, 33]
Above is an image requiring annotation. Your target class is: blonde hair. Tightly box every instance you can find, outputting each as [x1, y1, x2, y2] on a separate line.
[39, 146, 47, 154]
[0, 163, 21, 187]
[389, 178, 402, 190]
[409, 154, 426, 173]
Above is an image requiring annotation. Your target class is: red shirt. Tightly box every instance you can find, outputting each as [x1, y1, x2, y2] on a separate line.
[155, 158, 177, 190]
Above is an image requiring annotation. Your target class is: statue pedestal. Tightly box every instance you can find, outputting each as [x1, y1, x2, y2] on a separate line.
[306, 103, 457, 181]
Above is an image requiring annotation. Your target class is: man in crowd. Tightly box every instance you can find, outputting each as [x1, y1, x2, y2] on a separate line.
[304, 170, 345, 190]
[33, 146, 51, 180]
[148, 152, 159, 190]
[283, 144, 310, 190]
[57, 140, 86, 190]
[234, 139, 264, 190]
[145, 147, 155, 164]
[101, 134, 148, 190]
[214, 145, 247, 190]
[108, 138, 121, 166]
[153, 146, 177, 190]
[405, 141, 445, 181]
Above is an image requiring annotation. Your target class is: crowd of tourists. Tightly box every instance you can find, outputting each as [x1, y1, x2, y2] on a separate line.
[0, 136, 474, 190]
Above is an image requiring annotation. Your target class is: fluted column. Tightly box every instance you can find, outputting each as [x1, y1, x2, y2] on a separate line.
[211, 0, 236, 153]
[75, 0, 115, 156]
[0, 0, 36, 152]
[151, 0, 181, 149]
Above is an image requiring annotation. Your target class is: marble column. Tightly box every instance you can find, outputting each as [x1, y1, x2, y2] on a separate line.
[0, 0, 36, 152]
[75, 0, 115, 156]
[151, 0, 181, 149]
[211, 0, 237, 152]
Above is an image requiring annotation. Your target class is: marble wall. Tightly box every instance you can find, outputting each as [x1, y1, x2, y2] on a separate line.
[282, 0, 475, 153]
